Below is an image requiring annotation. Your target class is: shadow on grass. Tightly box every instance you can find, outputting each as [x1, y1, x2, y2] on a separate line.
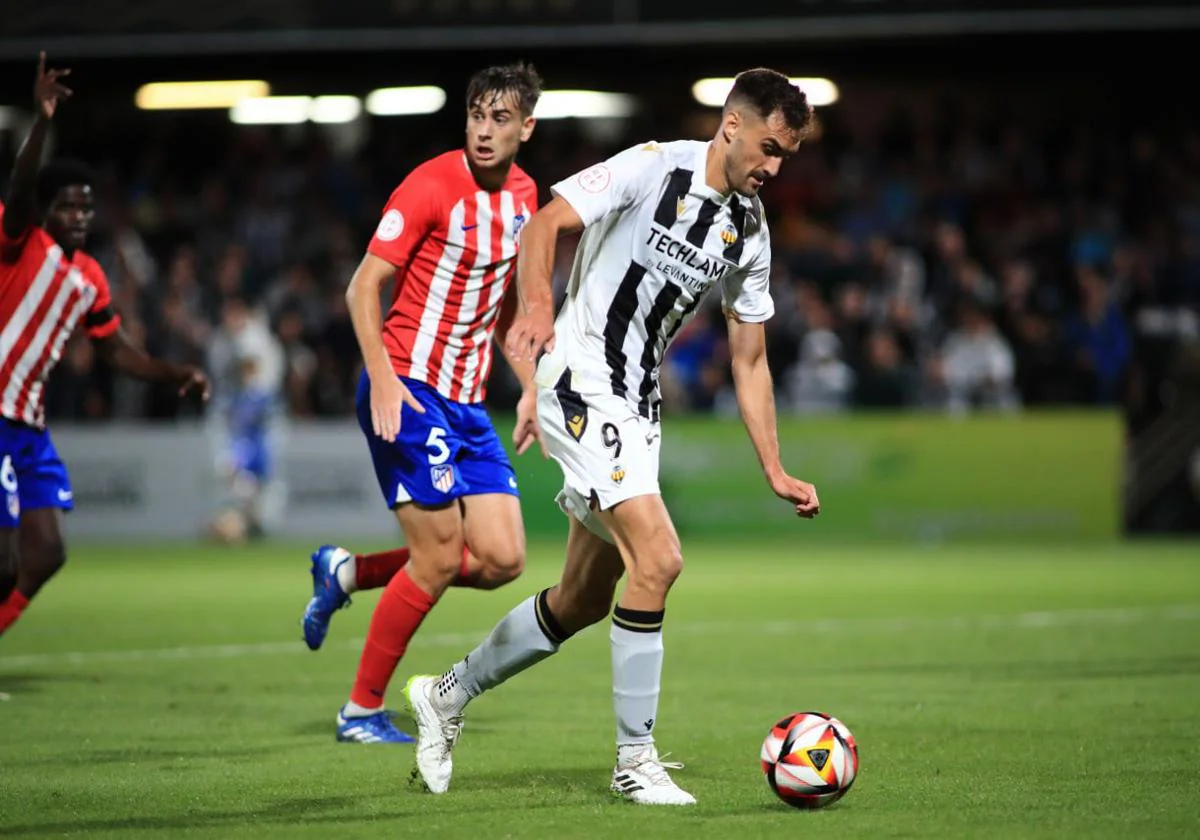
[0, 671, 103, 695]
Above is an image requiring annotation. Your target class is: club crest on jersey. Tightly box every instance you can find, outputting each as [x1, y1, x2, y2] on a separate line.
[675, 197, 686, 219]
[720, 222, 739, 246]
[610, 465, 626, 485]
[512, 213, 526, 239]
[430, 465, 456, 494]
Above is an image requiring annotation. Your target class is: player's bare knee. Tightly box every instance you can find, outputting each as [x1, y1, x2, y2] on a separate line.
[627, 539, 683, 596]
[420, 543, 465, 578]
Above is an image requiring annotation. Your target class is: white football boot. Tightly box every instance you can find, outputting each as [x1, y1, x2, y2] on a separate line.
[403, 674, 462, 794]
[610, 745, 696, 806]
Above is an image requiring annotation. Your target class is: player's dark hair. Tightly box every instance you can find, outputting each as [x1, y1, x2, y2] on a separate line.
[466, 61, 543, 117]
[36, 158, 95, 211]
[724, 68, 814, 135]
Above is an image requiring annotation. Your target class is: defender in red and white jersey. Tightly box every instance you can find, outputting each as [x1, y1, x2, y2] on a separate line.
[300, 63, 546, 747]
[0, 54, 209, 639]
[372, 149, 538, 405]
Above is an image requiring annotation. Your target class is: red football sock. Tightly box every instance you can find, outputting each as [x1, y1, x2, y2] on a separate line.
[354, 548, 410, 591]
[353, 546, 472, 590]
[0, 590, 30, 636]
[349, 569, 437, 708]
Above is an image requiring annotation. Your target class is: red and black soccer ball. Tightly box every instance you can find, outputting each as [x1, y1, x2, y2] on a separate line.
[761, 711, 859, 809]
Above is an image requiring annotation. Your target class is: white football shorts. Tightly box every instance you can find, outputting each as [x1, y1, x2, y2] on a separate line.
[536, 382, 661, 544]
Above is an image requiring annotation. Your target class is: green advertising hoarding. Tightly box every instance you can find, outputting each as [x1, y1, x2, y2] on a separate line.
[500, 411, 1121, 543]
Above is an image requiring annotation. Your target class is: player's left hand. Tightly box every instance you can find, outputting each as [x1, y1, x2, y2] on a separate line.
[513, 388, 546, 457]
[769, 471, 820, 519]
[177, 367, 211, 402]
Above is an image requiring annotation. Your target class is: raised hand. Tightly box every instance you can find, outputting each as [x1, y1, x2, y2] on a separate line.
[33, 52, 73, 120]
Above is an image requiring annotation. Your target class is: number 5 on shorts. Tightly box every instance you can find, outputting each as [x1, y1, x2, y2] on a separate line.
[426, 427, 450, 465]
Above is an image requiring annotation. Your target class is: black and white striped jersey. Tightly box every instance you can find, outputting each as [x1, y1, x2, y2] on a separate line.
[534, 140, 773, 421]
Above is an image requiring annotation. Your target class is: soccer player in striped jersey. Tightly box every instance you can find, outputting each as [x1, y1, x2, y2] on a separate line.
[0, 54, 209, 639]
[404, 69, 822, 803]
[300, 63, 545, 745]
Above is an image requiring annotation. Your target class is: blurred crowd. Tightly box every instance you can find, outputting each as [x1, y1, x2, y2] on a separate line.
[4, 80, 1198, 423]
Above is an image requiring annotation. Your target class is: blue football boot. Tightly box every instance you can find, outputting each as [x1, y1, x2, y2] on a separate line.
[302, 545, 352, 651]
[336, 706, 416, 744]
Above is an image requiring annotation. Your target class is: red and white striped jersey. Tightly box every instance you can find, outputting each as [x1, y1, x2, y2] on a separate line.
[367, 151, 538, 404]
[0, 200, 120, 428]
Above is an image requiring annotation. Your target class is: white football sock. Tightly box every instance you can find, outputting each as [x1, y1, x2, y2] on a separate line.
[612, 605, 665, 753]
[432, 590, 569, 717]
[342, 700, 381, 718]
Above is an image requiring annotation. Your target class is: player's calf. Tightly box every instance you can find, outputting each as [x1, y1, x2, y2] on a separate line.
[0, 529, 16, 601]
[544, 580, 617, 636]
[16, 510, 67, 600]
[0, 529, 24, 637]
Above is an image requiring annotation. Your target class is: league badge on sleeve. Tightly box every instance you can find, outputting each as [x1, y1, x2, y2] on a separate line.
[376, 209, 405, 241]
[577, 164, 611, 194]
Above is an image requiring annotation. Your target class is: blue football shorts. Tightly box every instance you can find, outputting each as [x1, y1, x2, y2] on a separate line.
[0, 419, 74, 528]
[355, 371, 519, 508]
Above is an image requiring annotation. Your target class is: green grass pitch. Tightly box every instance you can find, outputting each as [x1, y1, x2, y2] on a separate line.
[1, 539, 1198, 839]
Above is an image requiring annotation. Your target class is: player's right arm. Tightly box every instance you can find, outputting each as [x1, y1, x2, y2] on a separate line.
[346, 174, 436, 442]
[507, 143, 663, 362]
[3, 52, 72, 244]
[346, 254, 427, 443]
[505, 197, 583, 362]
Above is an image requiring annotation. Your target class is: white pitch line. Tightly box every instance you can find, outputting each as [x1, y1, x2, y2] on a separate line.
[1, 605, 1198, 671]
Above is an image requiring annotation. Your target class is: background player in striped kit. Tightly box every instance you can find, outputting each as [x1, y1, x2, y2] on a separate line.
[0, 54, 210, 639]
[300, 63, 547, 744]
[403, 68, 821, 803]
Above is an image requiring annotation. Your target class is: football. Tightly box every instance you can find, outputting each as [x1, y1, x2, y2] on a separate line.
[761, 711, 859, 809]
